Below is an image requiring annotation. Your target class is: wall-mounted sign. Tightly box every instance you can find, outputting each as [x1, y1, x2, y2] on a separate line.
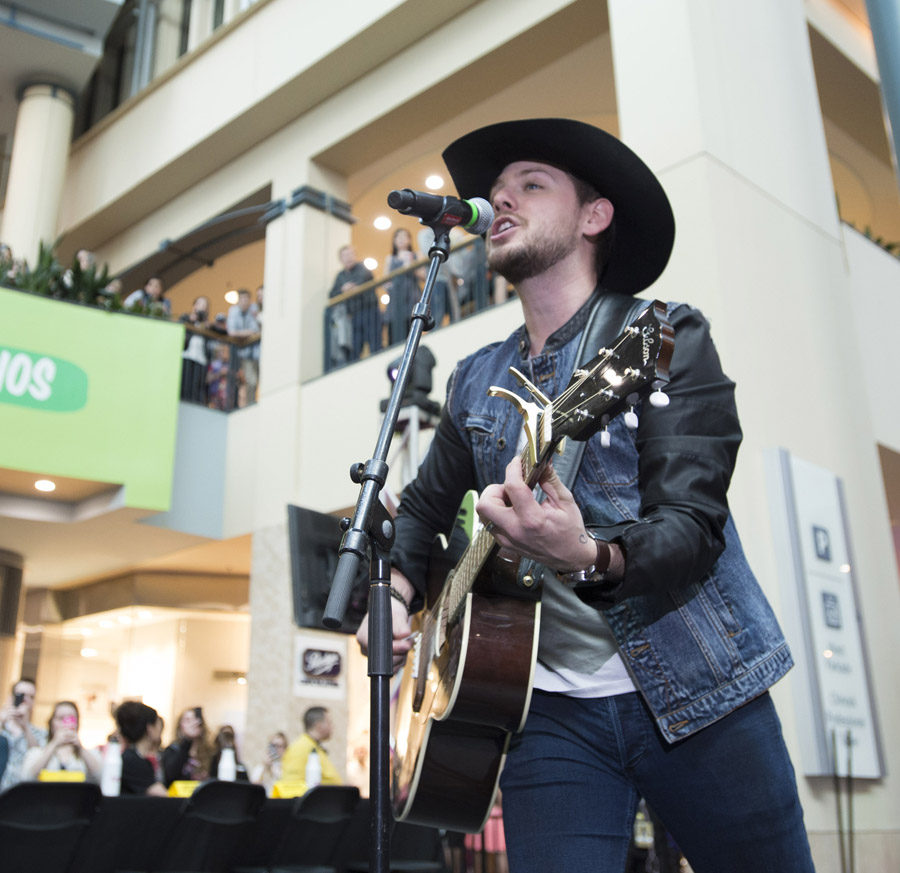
[766, 449, 883, 778]
[293, 631, 347, 700]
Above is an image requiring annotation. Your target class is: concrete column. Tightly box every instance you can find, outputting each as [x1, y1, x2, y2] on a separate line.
[242, 166, 357, 774]
[0, 84, 75, 267]
[0, 549, 24, 694]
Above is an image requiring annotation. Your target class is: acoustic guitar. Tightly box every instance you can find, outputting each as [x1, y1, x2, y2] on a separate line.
[392, 300, 674, 832]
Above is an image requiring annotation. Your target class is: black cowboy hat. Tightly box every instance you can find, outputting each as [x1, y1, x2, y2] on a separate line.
[442, 118, 675, 294]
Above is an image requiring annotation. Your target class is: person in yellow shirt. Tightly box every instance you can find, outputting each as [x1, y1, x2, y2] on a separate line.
[281, 706, 342, 792]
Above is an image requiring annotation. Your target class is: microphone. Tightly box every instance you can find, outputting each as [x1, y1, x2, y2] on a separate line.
[387, 189, 494, 235]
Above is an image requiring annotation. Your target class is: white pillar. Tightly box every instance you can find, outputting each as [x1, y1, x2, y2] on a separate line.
[0, 84, 75, 267]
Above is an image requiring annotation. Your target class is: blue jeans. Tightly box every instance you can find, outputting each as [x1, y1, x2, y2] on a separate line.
[500, 690, 815, 873]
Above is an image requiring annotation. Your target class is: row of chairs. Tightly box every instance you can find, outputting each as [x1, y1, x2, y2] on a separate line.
[0, 780, 447, 873]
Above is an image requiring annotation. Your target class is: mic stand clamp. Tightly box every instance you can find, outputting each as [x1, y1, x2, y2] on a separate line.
[323, 222, 452, 873]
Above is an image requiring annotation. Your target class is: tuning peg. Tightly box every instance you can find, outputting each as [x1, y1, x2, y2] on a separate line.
[624, 392, 640, 430]
[600, 427, 611, 448]
[649, 386, 670, 408]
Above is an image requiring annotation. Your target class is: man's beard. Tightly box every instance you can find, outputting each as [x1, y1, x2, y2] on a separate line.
[487, 227, 578, 285]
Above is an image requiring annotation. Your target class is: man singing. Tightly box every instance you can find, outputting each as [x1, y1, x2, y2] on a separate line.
[358, 118, 815, 873]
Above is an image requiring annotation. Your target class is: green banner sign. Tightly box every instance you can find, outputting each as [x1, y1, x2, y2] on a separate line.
[0, 288, 184, 510]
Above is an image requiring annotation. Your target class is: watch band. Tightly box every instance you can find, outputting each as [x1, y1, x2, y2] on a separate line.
[555, 532, 611, 586]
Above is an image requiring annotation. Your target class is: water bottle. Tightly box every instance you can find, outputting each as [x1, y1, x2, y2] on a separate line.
[100, 738, 122, 797]
[305, 748, 321, 788]
[218, 747, 237, 781]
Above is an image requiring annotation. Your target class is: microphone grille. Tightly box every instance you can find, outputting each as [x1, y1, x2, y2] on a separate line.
[467, 198, 494, 235]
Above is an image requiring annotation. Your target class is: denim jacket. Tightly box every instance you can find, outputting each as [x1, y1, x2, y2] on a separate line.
[394, 295, 793, 742]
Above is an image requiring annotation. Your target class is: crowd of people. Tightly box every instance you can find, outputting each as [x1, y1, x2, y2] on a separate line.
[0, 677, 339, 799]
[325, 228, 502, 370]
[1, 240, 263, 411]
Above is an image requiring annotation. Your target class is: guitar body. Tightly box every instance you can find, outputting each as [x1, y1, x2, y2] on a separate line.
[392, 510, 541, 832]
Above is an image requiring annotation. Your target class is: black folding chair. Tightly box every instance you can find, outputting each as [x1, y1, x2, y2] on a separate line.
[233, 784, 360, 873]
[129, 780, 266, 873]
[0, 781, 102, 873]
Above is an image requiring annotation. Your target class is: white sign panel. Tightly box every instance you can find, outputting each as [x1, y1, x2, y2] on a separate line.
[293, 631, 347, 701]
[766, 449, 883, 778]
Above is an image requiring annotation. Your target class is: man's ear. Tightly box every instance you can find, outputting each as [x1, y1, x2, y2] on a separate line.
[583, 197, 614, 239]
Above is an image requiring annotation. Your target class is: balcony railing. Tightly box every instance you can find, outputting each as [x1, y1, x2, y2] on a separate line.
[180, 326, 259, 412]
[324, 236, 511, 371]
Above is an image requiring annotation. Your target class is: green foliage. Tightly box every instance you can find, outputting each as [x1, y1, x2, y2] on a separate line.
[0, 241, 165, 318]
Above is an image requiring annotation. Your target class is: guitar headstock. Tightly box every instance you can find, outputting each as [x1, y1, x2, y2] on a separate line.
[551, 300, 674, 442]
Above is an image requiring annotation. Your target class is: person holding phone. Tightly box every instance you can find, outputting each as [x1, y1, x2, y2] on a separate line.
[0, 677, 47, 790]
[251, 731, 288, 796]
[21, 700, 102, 782]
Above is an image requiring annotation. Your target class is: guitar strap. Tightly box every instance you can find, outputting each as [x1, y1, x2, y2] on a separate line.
[517, 292, 651, 589]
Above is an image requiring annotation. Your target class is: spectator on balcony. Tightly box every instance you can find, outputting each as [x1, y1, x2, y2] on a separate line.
[180, 296, 210, 404]
[417, 227, 460, 328]
[330, 245, 375, 362]
[0, 677, 47, 791]
[227, 288, 261, 406]
[255, 284, 264, 325]
[124, 276, 171, 315]
[385, 227, 420, 345]
[207, 343, 230, 410]
[115, 701, 167, 796]
[21, 701, 102, 782]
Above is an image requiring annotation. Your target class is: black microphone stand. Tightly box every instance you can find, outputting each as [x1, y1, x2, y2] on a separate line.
[323, 223, 452, 873]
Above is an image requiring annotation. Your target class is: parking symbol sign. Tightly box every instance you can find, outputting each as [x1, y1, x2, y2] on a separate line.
[813, 526, 831, 562]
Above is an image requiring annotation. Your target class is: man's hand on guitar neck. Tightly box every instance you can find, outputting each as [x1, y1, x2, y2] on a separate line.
[355, 571, 417, 673]
[477, 457, 624, 579]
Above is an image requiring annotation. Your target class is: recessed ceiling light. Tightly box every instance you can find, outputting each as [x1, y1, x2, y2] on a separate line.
[373, 216, 392, 230]
[99, 620, 114, 629]
[137, 610, 153, 621]
[34, 479, 56, 492]
[80, 648, 98, 658]
[224, 290, 239, 305]
[364, 257, 378, 271]
[425, 175, 444, 190]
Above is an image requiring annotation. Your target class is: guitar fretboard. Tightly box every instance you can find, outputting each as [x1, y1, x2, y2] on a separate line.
[443, 442, 546, 628]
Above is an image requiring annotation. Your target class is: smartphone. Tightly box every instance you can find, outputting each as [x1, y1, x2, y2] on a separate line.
[62, 714, 77, 729]
[13, 692, 24, 707]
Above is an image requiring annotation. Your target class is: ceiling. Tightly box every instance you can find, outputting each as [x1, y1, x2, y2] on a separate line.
[0, 464, 253, 589]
